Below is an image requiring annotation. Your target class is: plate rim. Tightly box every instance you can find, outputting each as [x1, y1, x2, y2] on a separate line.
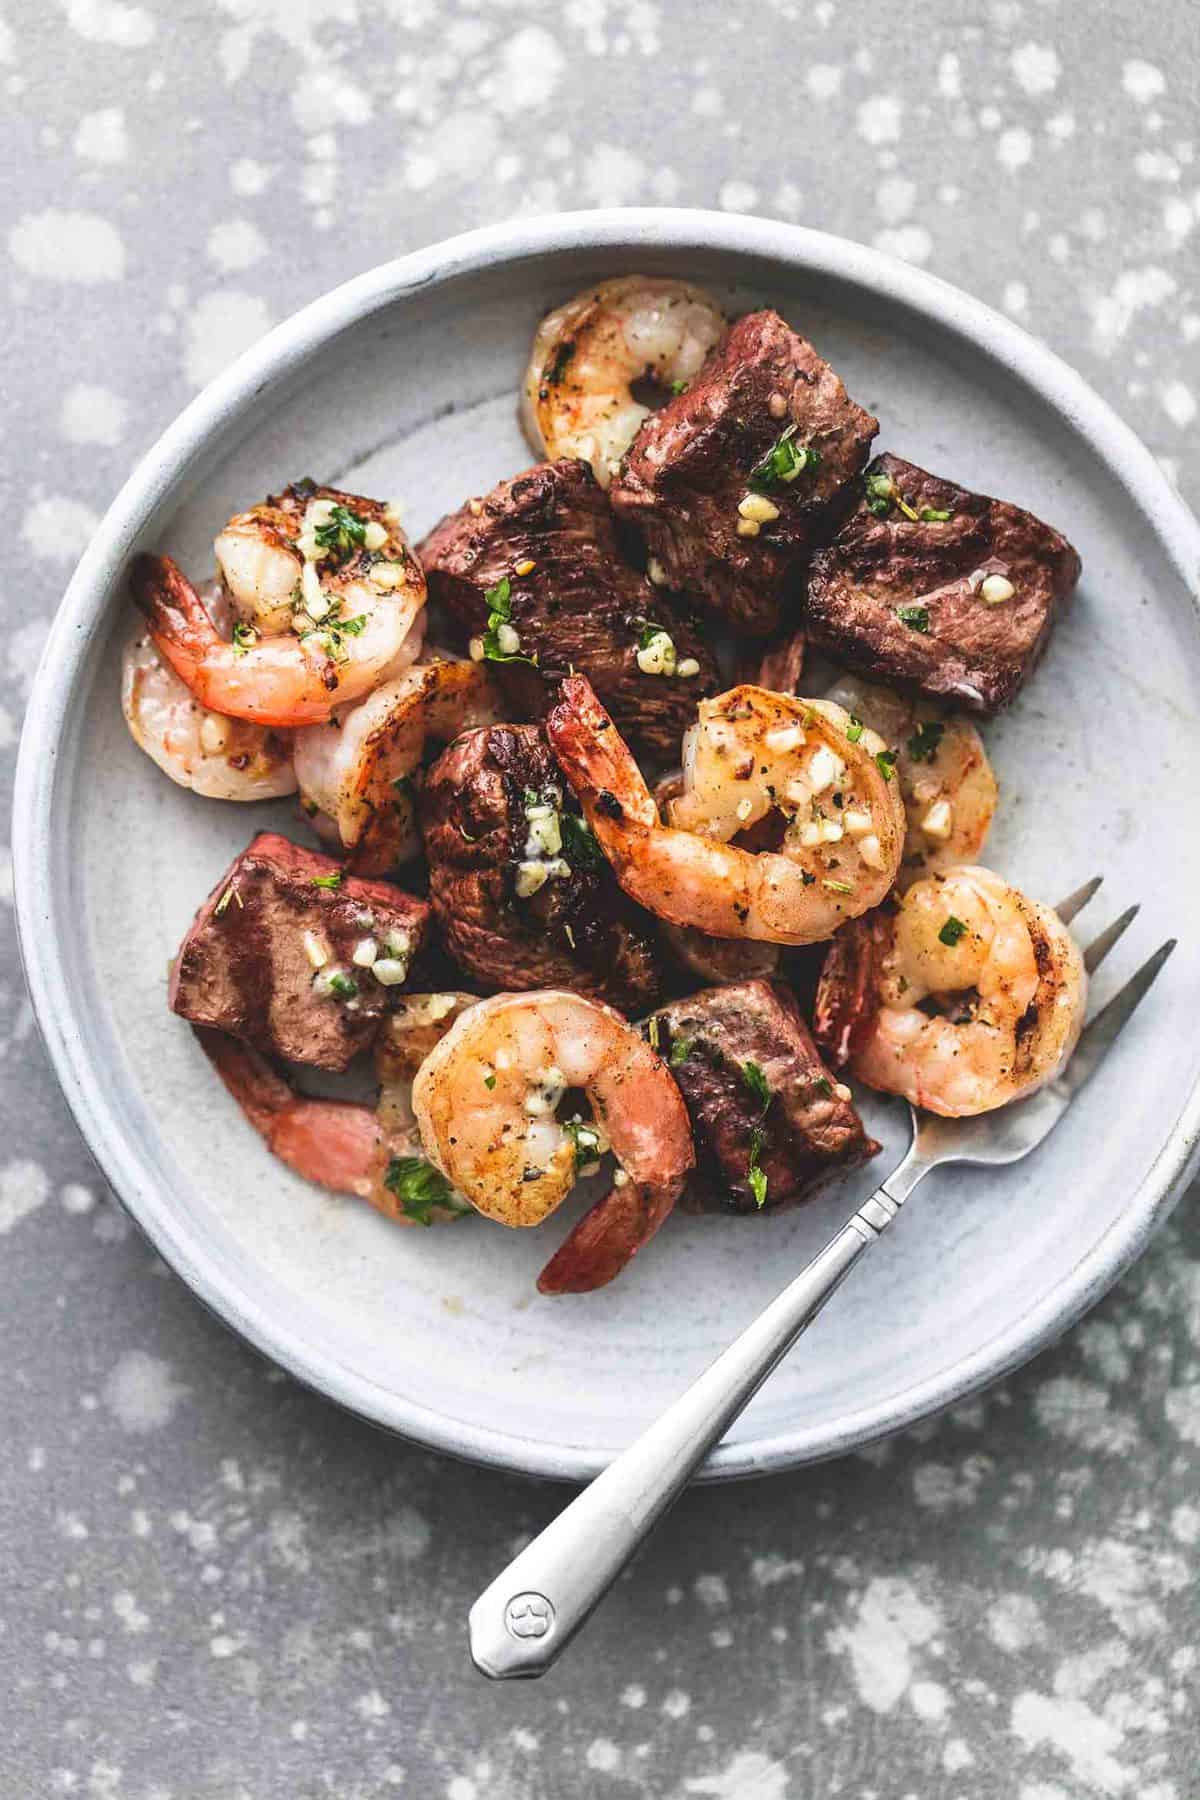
[14, 207, 1200, 1482]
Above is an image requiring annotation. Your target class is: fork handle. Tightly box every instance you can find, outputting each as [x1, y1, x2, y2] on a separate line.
[468, 1176, 918, 1680]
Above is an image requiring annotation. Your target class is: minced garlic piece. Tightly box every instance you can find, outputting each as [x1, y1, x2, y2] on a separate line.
[738, 493, 781, 524]
[636, 630, 678, 677]
[980, 573, 1015, 605]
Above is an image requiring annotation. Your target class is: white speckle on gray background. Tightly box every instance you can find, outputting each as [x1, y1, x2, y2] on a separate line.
[2, 1, 1199, 1794]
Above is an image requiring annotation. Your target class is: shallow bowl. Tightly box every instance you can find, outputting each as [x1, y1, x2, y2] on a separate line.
[15, 210, 1200, 1480]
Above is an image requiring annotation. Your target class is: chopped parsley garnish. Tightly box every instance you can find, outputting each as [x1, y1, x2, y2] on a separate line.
[845, 715, 864, 744]
[741, 1060, 771, 1109]
[747, 1127, 768, 1210]
[865, 470, 919, 521]
[311, 871, 342, 889]
[906, 720, 946, 763]
[483, 1073, 496, 1091]
[559, 812, 604, 872]
[939, 915, 968, 947]
[564, 1119, 603, 1172]
[874, 748, 898, 782]
[896, 604, 931, 633]
[864, 470, 895, 516]
[669, 1035, 695, 1068]
[231, 621, 257, 657]
[299, 605, 363, 664]
[669, 377, 689, 396]
[919, 507, 952, 523]
[314, 503, 367, 558]
[383, 1156, 462, 1226]
[740, 1060, 774, 1209]
[327, 971, 358, 999]
[479, 575, 536, 665]
[748, 423, 820, 493]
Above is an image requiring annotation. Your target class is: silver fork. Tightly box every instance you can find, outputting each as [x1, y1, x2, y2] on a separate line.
[468, 879, 1175, 1680]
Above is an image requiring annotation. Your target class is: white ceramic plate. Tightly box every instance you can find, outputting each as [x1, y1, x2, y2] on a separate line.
[15, 211, 1200, 1481]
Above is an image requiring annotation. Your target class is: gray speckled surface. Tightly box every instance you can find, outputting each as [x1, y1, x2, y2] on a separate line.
[3, 3, 1200, 1795]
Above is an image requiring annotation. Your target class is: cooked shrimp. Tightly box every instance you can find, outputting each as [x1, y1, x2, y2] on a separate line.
[652, 772, 781, 982]
[411, 989, 694, 1292]
[199, 991, 478, 1224]
[292, 652, 503, 873]
[839, 867, 1086, 1116]
[132, 483, 427, 729]
[548, 676, 906, 946]
[122, 627, 297, 801]
[522, 276, 726, 488]
[825, 674, 997, 885]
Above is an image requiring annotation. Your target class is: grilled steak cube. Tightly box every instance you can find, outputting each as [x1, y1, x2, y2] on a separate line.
[419, 459, 718, 764]
[611, 310, 878, 638]
[421, 724, 661, 1014]
[170, 832, 431, 1072]
[652, 979, 878, 1214]
[805, 452, 1082, 713]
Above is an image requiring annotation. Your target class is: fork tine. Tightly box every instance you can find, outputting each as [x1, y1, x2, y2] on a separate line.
[1060, 939, 1177, 1095]
[1083, 904, 1140, 974]
[1056, 875, 1104, 923]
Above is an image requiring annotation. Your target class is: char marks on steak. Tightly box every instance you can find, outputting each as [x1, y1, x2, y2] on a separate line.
[611, 310, 878, 638]
[421, 723, 661, 1014]
[805, 452, 1082, 713]
[169, 832, 432, 1072]
[418, 458, 717, 763]
[653, 979, 878, 1214]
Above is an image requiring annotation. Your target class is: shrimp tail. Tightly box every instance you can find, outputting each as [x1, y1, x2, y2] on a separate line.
[131, 553, 217, 670]
[745, 629, 806, 695]
[197, 1028, 381, 1195]
[537, 1179, 676, 1295]
[812, 910, 892, 1067]
[546, 674, 658, 828]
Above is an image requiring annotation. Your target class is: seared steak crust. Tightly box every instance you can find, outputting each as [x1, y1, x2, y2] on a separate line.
[611, 310, 878, 637]
[169, 832, 432, 1072]
[418, 458, 717, 763]
[420, 724, 661, 1013]
[652, 979, 878, 1214]
[805, 452, 1082, 712]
